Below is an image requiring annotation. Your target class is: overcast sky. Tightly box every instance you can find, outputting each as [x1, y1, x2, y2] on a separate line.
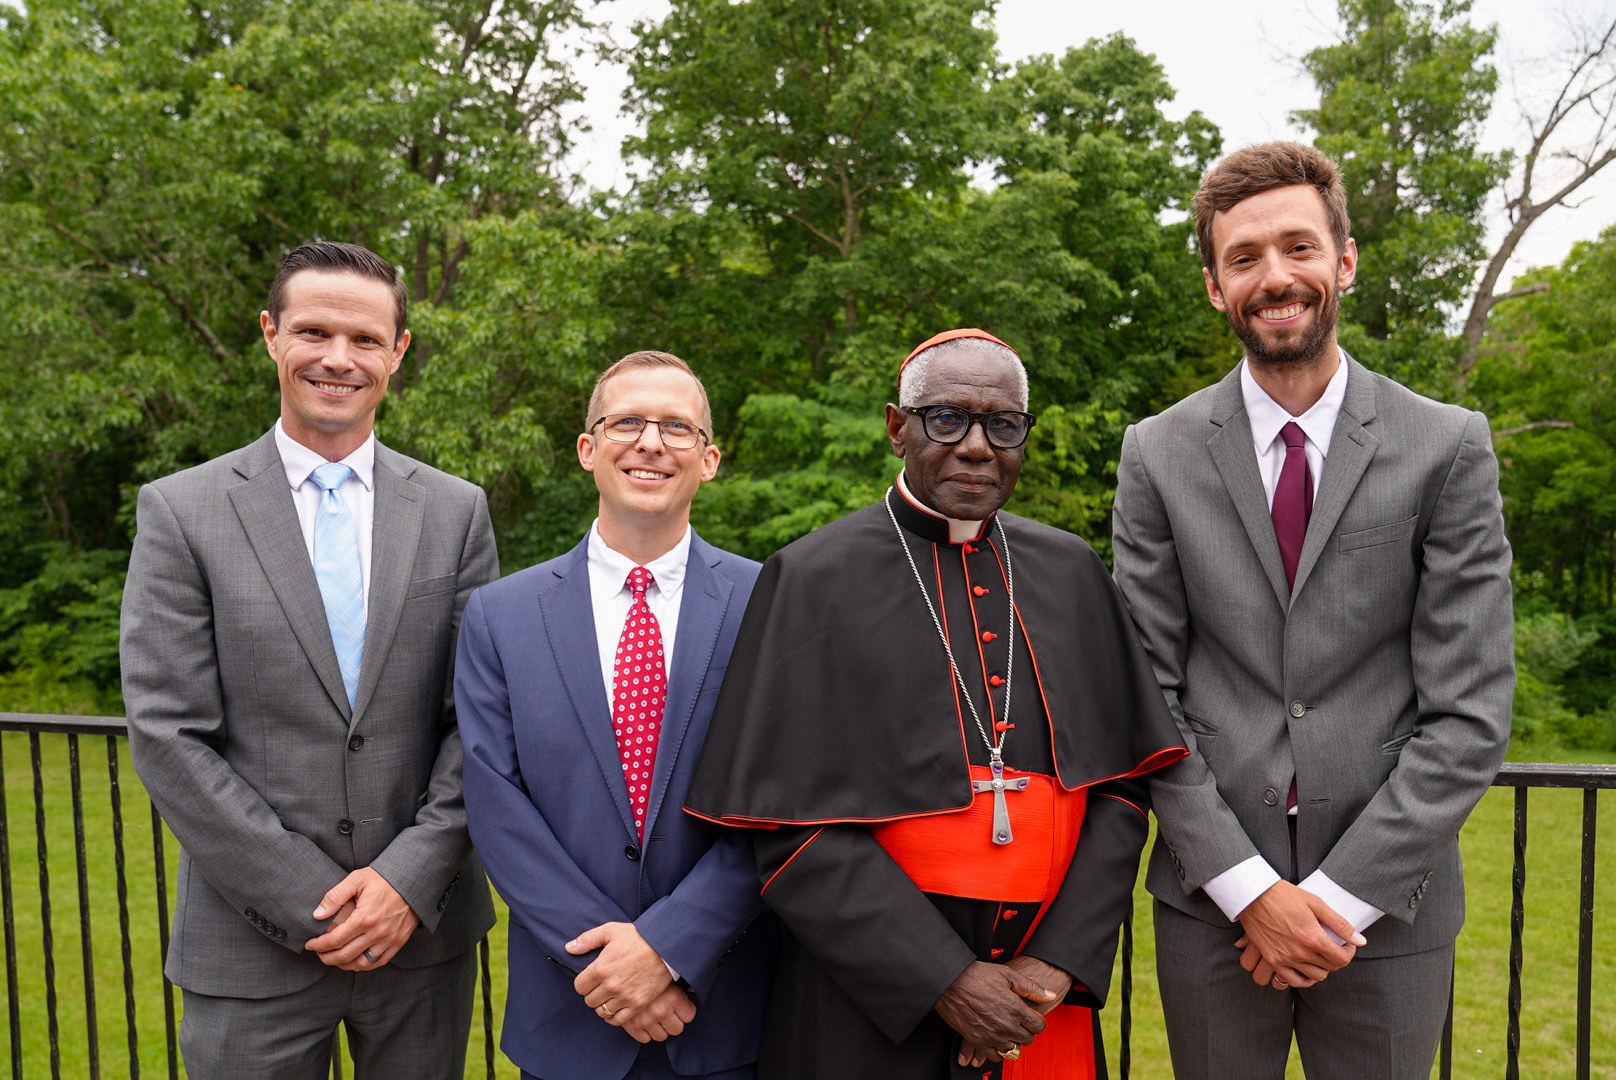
[562, 0, 1616, 290]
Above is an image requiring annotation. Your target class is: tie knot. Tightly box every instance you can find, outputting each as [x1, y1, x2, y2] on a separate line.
[1280, 421, 1307, 451]
[311, 462, 355, 493]
[626, 566, 655, 599]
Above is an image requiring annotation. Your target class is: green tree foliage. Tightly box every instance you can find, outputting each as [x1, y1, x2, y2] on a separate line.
[0, 0, 590, 709]
[617, 3, 1221, 553]
[1294, 0, 1509, 385]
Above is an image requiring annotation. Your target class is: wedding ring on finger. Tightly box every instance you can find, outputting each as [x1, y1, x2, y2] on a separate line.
[1003, 1046, 1022, 1061]
[599, 1005, 615, 1018]
[1272, 977, 1287, 989]
[362, 949, 380, 964]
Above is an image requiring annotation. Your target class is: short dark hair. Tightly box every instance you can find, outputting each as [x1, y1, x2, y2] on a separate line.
[266, 241, 409, 341]
[1194, 142, 1351, 279]
[586, 350, 714, 436]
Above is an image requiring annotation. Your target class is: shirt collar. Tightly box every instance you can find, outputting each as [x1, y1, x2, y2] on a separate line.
[274, 420, 376, 492]
[586, 520, 693, 599]
[1239, 350, 1348, 458]
[891, 472, 991, 545]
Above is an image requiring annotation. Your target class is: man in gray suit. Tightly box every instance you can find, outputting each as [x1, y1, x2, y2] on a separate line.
[122, 240, 499, 1078]
[1112, 142, 1514, 1079]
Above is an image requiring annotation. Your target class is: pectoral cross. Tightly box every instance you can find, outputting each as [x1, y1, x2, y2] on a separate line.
[973, 748, 1029, 845]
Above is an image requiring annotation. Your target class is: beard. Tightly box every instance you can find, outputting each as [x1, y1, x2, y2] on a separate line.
[1226, 283, 1340, 369]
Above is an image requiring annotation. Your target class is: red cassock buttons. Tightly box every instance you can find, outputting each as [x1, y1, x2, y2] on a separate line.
[974, 585, 989, 596]
[982, 631, 997, 642]
[964, 544, 977, 553]
[990, 675, 1005, 687]
[994, 720, 1010, 733]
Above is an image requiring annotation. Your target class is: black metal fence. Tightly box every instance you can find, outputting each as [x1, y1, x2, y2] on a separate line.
[2, 712, 1612, 1078]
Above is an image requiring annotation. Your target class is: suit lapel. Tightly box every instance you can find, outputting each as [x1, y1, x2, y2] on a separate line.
[1292, 356, 1379, 597]
[537, 543, 638, 840]
[354, 445, 424, 726]
[227, 433, 351, 719]
[1206, 371, 1292, 609]
[644, 534, 730, 839]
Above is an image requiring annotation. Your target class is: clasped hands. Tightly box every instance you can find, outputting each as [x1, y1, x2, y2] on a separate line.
[937, 956, 1071, 1068]
[1235, 880, 1367, 989]
[566, 922, 695, 1043]
[305, 866, 420, 971]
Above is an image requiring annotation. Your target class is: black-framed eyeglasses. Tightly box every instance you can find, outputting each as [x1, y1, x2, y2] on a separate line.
[589, 414, 709, 450]
[902, 404, 1037, 449]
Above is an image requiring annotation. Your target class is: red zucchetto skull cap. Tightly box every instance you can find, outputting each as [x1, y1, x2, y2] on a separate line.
[901, 328, 1020, 372]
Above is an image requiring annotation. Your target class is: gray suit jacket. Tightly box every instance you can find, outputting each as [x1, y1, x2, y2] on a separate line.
[122, 430, 499, 997]
[1113, 356, 1514, 958]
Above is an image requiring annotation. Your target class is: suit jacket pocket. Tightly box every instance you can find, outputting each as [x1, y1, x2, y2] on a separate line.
[1381, 731, 1414, 754]
[1338, 514, 1417, 552]
[404, 573, 456, 599]
[1181, 711, 1219, 739]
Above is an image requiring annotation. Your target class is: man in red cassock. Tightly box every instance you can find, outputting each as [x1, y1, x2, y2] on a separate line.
[688, 330, 1187, 1078]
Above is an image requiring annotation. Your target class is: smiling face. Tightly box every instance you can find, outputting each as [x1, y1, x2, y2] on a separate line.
[1204, 184, 1357, 372]
[578, 364, 721, 555]
[262, 270, 409, 460]
[886, 347, 1026, 520]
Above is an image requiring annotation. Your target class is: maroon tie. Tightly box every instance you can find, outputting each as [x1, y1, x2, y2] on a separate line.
[1271, 421, 1313, 590]
[1272, 422, 1312, 812]
[612, 567, 666, 838]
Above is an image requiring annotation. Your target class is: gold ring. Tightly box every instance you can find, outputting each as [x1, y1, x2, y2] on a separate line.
[1003, 1046, 1022, 1061]
[599, 1005, 615, 1018]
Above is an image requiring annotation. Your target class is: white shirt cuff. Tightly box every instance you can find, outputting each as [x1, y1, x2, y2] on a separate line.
[1297, 871, 1384, 944]
[1202, 855, 1281, 922]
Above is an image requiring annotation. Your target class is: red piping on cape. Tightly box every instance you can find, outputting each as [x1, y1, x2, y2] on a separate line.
[761, 826, 825, 895]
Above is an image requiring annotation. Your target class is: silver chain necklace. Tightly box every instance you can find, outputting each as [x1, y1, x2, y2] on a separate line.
[885, 488, 1028, 844]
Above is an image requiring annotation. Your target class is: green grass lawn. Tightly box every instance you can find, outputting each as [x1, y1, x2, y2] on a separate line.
[2, 729, 1612, 1078]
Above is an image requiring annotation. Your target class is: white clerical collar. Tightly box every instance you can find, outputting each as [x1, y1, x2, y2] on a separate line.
[895, 472, 986, 544]
[1240, 350, 1348, 459]
[274, 420, 376, 492]
[586, 519, 693, 600]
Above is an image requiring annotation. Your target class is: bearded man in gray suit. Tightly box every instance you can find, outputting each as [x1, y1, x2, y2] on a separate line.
[122, 240, 498, 1078]
[1112, 142, 1514, 1079]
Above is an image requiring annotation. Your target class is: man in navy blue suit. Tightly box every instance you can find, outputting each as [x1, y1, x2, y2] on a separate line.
[456, 351, 776, 1080]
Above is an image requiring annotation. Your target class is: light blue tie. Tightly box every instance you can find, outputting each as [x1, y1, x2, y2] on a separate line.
[310, 462, 365, 708]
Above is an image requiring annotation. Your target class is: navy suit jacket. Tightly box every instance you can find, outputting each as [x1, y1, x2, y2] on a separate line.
[456, 531, 776, 1080]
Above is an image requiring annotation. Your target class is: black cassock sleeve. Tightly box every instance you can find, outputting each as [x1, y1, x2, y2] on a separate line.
[1021, 775, 1152, 1009]
[754, 824, 977, 1043]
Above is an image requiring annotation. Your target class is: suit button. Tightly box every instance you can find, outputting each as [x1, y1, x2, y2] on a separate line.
[338, 819, 354, 835]
[276, 930, 287, 940]
[625, 845, 640, 861]
[245, 908, 258, 920]
[1263, 788, 1279, 806]
[1290, 701, 1306, 718]
[349, 735, 365, 751]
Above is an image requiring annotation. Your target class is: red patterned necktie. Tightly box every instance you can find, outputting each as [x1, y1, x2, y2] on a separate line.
[1271, 421, 1314, 590]
[613, 567, 667, 838]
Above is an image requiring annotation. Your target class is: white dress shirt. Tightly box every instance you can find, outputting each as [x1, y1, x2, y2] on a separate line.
[586, 521, 692, 705]
[1199, 354, 1385, 940]
[275, 421, 376, 617]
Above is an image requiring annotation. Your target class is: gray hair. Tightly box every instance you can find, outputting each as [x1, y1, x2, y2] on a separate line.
[899, 337, 1029, 410]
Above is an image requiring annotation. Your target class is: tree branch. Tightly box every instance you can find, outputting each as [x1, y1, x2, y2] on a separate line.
[1493, 419, 1576, 438]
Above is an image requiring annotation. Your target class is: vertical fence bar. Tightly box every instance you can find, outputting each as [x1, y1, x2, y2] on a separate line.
[1575, 788, 1596, 1080]
[149, 803, 177, 1080]
[1506, 785, 1527, 1080]
[1119, 909, 1133, 1080]
[106, 737, 139, 1078]
[30, 733, 61, 1080]
[68, 735, 101, 1080]
[480, 935, 496, 1080]
[1439, 956, 1454, 1080]
[0, 737, 20, 1080]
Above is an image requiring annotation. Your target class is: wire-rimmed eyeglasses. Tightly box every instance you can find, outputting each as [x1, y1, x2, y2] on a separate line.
[589, 414, 709, 450]
[902, 404, 1037, 449]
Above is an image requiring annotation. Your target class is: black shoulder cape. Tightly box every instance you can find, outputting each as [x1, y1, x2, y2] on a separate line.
[687, 492, 1186, 826]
